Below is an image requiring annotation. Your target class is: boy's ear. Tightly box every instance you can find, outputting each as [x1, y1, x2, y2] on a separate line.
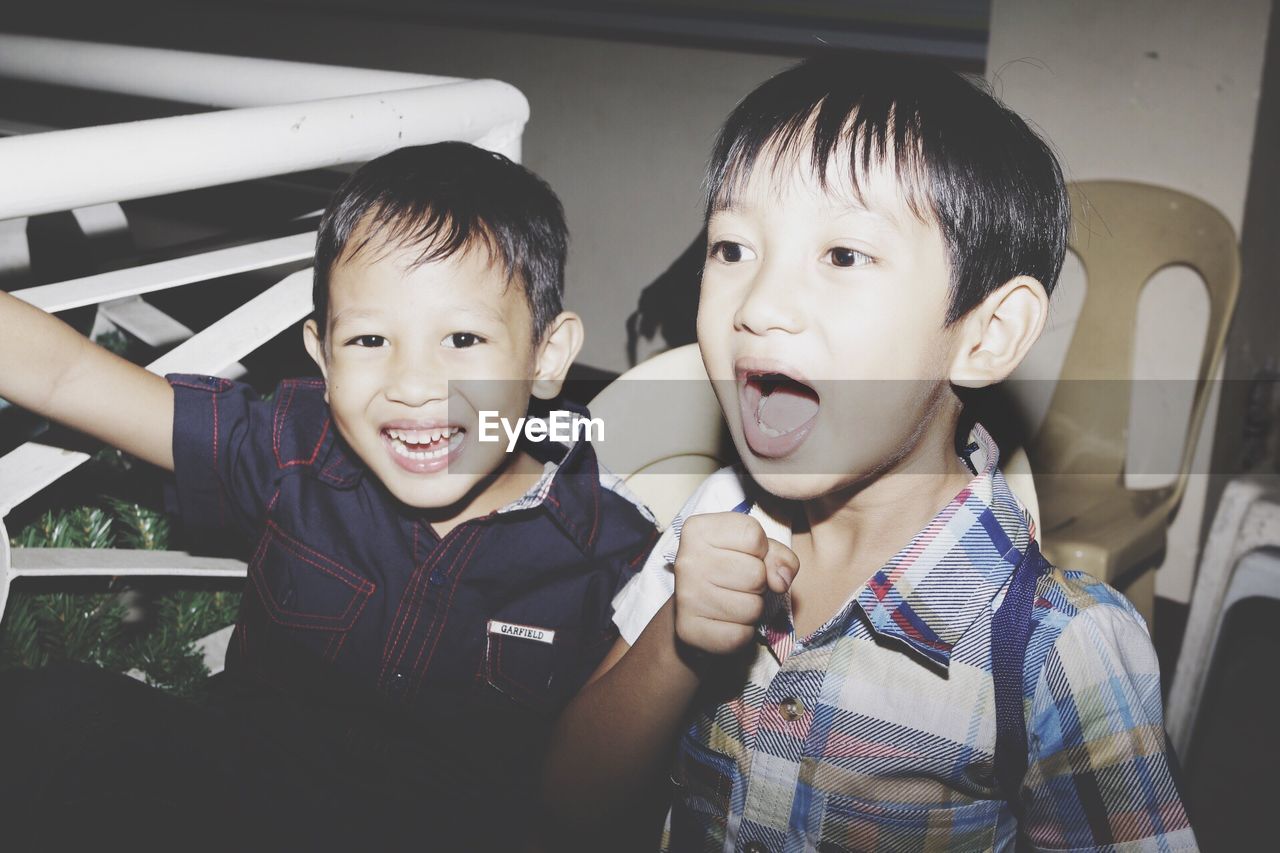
[949, 276, 1048, 388]
[531, 312, 585, 400]
[303, 320, 330, 399]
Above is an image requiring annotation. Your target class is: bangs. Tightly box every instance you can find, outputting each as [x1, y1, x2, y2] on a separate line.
[706, 96, 935, 225]
[702, 55, 1069, 324]
[312, 142, 568, 344]
[339, 202, 518, 289]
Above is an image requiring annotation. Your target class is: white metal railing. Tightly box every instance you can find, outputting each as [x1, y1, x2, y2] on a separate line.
[0, 34, 529, 636]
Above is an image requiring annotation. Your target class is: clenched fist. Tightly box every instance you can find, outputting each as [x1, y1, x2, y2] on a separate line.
[673, 512, 799, 656]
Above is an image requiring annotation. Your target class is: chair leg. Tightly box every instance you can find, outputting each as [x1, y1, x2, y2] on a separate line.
[1116, 567, 1157, 635]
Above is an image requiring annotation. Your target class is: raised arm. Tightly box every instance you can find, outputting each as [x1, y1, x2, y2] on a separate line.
[0, 290, 175, 471]
[542, 599, 700, 830]
[543, 512, 798, 831]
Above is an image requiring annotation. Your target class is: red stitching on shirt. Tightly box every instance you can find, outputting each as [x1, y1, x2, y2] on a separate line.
[380, 523, 445, 683]
[249, 526, 272, 567]
[396, 529, 474, 681]
[243, 522, 375, 634]
[329, 593, 366, 661]
[544, 491, 582, 542]
[317, 423, 358, 485]
[270, 381, 333, 470]
[379, 525, 422, 680]
[321, 584, 369, 662]
[586, 473, 602, 549]
[250, 571, 362, 629]
[627, 528, 660, 569]
[264, 520, 374, 593]
[288, 416, 330, 469]
[409, 527, 485, 683]
[211, 390, 228, 529]
[272, 382, 295, 465]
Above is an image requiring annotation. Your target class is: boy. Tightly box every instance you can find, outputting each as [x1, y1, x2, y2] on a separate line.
[0, 142, 657, 848]
[545, 56, 1195, 851]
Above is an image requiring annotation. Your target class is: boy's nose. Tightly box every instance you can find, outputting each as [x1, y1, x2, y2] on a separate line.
[384, 352, 447, 407]
[733, 262, 803, 336]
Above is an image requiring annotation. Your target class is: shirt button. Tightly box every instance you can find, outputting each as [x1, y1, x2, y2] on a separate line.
[779, 697, 806, 722]
[428, 571, 445, 586]
[744, 842, 770, 853]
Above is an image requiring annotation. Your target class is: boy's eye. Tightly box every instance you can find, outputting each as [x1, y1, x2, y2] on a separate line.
[442, 332, 485, 349]
[709, 240, 756, 264]
[828, 247, 873, 268]
[345, 335, 387, 348]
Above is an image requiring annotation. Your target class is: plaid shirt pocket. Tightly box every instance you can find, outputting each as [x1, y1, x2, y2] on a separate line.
[817, 795, 1000, 853]
[669, 734, 736, 852]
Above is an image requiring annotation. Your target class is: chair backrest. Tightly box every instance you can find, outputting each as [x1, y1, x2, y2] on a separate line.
[1031, 181, 1240, 505]
[589, 345, 732, 527]
[590, 344, 1042, 532]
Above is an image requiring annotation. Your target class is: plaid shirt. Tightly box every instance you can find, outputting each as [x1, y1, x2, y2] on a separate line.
[613, 426, 1194, 852]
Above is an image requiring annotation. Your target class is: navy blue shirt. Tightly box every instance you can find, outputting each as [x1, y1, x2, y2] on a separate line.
[166, 374, 658, 843]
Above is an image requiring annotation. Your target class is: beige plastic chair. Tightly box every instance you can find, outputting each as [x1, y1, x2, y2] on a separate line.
[589, 344, 1040, 532]
[1029, 181, 1240, 626]
[588, 345, 729, 528]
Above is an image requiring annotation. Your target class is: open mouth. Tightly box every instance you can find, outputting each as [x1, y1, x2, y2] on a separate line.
[382, 425, 466, 472]
[738, 370, 820, 458]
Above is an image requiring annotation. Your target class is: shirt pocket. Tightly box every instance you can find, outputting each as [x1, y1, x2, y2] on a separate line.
[246, 520, 375, 661]
[483, 619, 580, 712]
[816, 794, 1000, 853]
[668, 732, 735, 851]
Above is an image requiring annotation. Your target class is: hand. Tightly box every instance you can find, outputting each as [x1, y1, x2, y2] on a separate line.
[672, 512, 799, 656]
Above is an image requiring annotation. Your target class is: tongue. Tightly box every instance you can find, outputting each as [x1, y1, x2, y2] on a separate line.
[757, 385, 819, 433]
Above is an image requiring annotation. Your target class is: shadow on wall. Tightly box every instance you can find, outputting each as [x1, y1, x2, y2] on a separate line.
[625, 229, 705, 365]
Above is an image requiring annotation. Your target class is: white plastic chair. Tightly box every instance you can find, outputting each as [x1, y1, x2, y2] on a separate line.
[1166, 476, 1280, 758]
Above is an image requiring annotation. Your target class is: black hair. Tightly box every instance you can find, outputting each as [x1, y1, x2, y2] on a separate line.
[706, 54, 1070, 323]
[313, 141, 568, 342]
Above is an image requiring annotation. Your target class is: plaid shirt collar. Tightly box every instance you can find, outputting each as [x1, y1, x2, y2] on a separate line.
[316, 400, 608, 554]
[757, 424, 1032, 669]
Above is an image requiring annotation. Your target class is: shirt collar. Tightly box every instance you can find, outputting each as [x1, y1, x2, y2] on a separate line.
[849, 425, 1033, 668]
[316, 421, 364, 488]
[495, 402, 608, 555]
[316, 401, 608, 554]
[749, 425, 1034, 669]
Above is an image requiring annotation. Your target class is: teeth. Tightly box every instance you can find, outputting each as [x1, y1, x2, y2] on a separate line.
[390, 439, 452, 461]
[385, 426, 463, 464]
[387, 426, 459, 446]
[756, 396, 785, 438]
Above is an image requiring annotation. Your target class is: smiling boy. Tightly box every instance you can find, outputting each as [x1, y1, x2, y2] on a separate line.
[0, 142, 657, 848]
[545, 56, 1194, 851]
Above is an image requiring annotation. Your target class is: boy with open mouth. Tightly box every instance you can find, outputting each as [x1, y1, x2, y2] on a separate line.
[546, 55, 1194, 852]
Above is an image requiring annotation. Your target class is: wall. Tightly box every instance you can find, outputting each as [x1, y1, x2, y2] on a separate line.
[1205, 6, 1280, 530]
[985, 0, 1272, 603]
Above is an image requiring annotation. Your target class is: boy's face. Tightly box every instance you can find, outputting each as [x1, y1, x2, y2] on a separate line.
[304, 238, 560, 511]
[698, 153, 965, 501]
